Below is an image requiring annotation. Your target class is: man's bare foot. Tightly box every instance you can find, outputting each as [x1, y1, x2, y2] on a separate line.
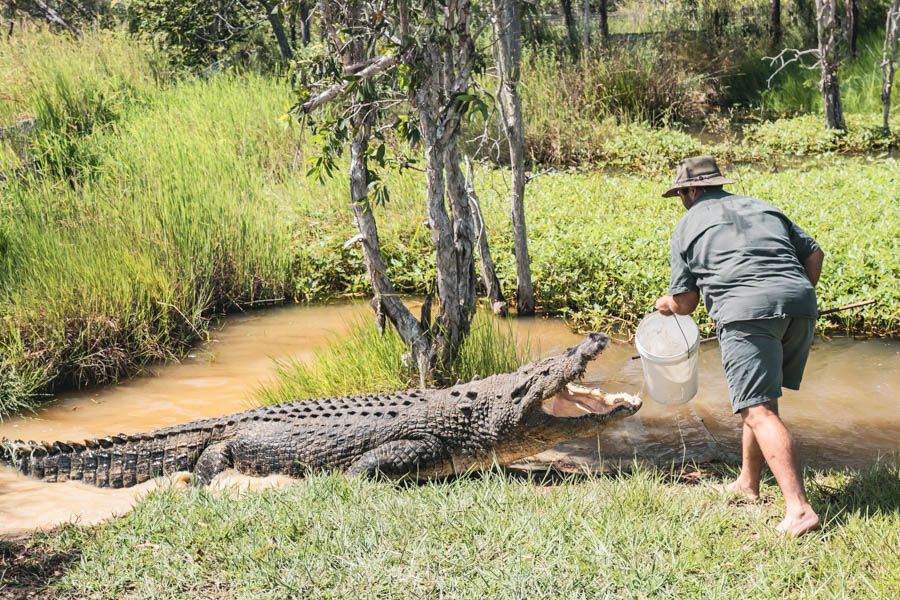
[715, 479, 760, 502]
[776, 507, 820, 538]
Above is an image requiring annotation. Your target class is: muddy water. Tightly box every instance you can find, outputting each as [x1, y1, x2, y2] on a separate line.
[1, 303, 898, 535]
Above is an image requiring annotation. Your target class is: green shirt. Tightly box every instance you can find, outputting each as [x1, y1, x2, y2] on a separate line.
[669, 189, 820, 326]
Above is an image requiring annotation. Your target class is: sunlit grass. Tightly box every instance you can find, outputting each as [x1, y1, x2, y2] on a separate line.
[256, 311, 531, 404]
[20, 463, 899, 598]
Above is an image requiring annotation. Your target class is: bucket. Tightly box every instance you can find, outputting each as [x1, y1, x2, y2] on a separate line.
[634, 312, 700, 405]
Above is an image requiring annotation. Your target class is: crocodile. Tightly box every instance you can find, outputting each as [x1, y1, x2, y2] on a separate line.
[1, 333, 641, 487]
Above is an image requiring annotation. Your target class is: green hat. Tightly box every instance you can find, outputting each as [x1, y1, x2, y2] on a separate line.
[662, 156, 734, 198]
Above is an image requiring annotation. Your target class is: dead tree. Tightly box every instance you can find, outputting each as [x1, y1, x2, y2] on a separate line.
[491, 0, 535, 316]
[816, 0, 846, 131]
[23, 0, 81, 35]
[883, 0, 900, 134]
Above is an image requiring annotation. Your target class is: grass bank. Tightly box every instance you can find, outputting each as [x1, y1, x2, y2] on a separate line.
[0, 30, 897, 415]
[4, 464, 897, 598]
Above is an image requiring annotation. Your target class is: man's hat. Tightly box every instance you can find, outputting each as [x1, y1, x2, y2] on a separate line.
[662, 156, 735, 198]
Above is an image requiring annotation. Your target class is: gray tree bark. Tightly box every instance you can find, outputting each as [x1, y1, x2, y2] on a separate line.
[883, 0, 900, 133]
[31, 0, 81, 36]
[349, 118, 432, 373]
[314, 0, 434, 379]
[816, 0, 846, 131]
[263, 2, 294, 60]
[491, 0, 535, 316]
[299, 1, 311, 46]
[309, 0, 481, 378]
[406, 0, 479, 371]
[463, 158, 507, 316]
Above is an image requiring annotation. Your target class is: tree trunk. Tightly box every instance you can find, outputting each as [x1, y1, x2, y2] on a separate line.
[816, 0, 846, 131]
[582, 0, 591, 52]
[770, 0, 782, 50]
[263, 2, 293, 60]
[560, 0, 580, 61]
[844, 0, 859, 57]
[492, 0, 535, 316]
[464, 158, 507, 316]
[883, 0, 900, 134]
[399, 0, 479, 372]
[599, 0, 609, 48]
[299, 0, 311, 46]
[348, 118, 431, 369]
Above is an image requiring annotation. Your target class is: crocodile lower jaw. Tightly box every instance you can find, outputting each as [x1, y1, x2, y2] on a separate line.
[542, 383, 642, 419]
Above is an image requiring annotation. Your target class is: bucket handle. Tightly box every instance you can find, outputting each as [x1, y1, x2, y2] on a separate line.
[671, 313, 693, 356]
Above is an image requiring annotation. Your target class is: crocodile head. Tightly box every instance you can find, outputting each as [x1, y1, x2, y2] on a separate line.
[479, 333, 642, 442]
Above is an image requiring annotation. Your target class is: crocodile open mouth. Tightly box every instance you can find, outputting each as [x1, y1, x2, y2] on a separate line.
[542, 383, 642, 419]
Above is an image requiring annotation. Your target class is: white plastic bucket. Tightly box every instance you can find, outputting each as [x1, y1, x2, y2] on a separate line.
[634, 312, 700, 405]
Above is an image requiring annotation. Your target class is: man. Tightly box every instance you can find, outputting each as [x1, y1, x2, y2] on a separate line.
[655, 156, 824, 537]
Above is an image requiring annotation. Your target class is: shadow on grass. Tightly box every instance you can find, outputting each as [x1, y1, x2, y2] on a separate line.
[0, 536, 78, 599]
[810, 463, 900, 519]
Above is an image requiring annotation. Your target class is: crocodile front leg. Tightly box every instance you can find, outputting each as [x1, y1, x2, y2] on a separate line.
[347, 437, 451, 480]
[192, 442, 233, 486]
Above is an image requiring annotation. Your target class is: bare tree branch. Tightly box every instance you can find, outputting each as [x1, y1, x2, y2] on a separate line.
[300, 53, 400, 113]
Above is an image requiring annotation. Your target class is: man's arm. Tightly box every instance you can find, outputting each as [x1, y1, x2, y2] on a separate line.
[802, 247, 824, 287]
[655, 290, 700, 316]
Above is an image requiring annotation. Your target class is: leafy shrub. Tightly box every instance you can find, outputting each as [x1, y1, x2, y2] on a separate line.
[127, 0, 282, 69]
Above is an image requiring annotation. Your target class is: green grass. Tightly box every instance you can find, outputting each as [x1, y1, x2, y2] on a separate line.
[256, 312, 530, 404]
[8, 463, 897, 598]
[0, 32, 297, 415]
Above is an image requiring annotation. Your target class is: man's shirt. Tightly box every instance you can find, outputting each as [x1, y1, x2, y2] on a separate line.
[669, 189, 819, 326]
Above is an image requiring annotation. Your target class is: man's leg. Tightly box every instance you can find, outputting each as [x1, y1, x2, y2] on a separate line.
[727, 399, 778, 500]
[740, 402, 819, 537]
[727, 420, 764, 500]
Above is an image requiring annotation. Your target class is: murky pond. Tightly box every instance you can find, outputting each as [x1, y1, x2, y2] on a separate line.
[1, 303, 898, 535]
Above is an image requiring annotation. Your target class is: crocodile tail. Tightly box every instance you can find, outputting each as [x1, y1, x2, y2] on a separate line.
[1, 424, 222, 488]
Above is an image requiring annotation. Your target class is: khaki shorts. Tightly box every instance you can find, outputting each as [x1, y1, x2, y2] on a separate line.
[717, 317, 815, 414]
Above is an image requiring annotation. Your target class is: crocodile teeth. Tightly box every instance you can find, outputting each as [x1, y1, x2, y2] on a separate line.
[573, 401, 595, 414]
